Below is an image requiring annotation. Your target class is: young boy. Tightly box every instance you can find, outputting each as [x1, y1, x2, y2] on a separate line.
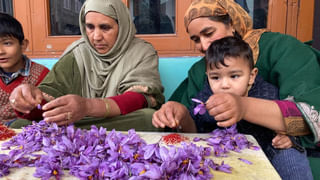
[0, 13, 49, 125]
[189, 36, 311, 178]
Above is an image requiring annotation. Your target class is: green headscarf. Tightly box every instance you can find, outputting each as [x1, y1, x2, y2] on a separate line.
[61, 0, 163, 102]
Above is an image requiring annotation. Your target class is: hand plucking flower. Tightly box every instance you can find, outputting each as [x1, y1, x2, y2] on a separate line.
[191, 98, 206, 115]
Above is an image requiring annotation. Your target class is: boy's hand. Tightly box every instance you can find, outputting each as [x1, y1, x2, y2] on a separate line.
[272, 134, 293, 149]
[9, 84, 43, 114]
[206, 93, 245, 127]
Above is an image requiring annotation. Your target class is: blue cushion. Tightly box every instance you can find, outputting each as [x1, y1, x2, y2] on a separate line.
[32, 57, 202, 101]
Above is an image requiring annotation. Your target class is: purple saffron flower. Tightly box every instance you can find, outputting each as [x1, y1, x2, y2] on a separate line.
[0, 154, 11, 177]
[34, 156, 64, 180]
[191, 98, 206, 115]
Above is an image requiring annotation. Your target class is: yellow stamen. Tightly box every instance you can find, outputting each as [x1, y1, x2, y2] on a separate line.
[182, 159, 189, 164]
[134, 154, 139, 160]
[53, 170, 58, 175]
[139, 169, 146, 175]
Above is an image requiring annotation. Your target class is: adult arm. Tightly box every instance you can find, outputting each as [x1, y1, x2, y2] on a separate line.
[38, 52, 151, 125]
[257, 32, 320, 140]
[117, 39, 164, 109]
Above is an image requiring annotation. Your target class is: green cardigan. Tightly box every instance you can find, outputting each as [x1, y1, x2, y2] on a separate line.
[170, 32, 320, 145]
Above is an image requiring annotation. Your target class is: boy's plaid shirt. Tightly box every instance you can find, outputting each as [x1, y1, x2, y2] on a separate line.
[0, 55, 31, 84]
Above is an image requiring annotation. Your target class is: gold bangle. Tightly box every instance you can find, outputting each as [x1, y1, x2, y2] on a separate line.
[102, 98, 110, 117]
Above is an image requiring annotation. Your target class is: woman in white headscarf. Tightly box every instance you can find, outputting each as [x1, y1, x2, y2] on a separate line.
[9, 0, 164, 131]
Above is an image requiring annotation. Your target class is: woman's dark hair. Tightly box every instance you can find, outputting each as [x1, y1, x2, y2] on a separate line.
[205, 36, 254, 70]
[208, 14, 242, 39]
[0, 13, 25, 44]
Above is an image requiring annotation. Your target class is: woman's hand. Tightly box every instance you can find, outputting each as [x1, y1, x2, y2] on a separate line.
[206, 93, 245, 127]
[9, 84, 43, 113]
[42, 94, 88, 126]
[152, 101, 196, 132]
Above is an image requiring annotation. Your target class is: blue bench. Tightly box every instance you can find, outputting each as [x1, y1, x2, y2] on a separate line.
[32, 57, 202, 101]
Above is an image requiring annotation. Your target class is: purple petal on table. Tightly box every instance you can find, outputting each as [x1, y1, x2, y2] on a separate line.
[217, 161, 232, 173]
[193, 137, 201, 142]
[249, 145, 260, 151]
[238, 158, 252, 165]
[191, 98, 204, 104]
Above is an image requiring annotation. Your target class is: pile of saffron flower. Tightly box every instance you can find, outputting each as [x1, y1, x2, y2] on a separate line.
[0, 121, 258, 179]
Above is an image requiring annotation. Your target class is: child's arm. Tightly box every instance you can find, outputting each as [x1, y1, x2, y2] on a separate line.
[272, 134, 293, 149]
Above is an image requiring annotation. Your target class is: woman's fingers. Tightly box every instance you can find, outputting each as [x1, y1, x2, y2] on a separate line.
[152, 101, 184, 129]
[42, 95, 86, 125]
[152, 103, 174, 128]
[152, 110, 168, 128]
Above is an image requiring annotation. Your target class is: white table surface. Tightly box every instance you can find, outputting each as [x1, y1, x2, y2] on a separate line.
[0, 131, 281, 180]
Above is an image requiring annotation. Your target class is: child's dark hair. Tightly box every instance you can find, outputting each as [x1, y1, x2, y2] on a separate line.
[205, 36, 254, 70]
[0, 13, 25, 44]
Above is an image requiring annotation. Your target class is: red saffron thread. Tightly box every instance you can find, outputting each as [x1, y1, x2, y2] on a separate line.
[0, 123, 16, 141]
[162, 133, 189, 145]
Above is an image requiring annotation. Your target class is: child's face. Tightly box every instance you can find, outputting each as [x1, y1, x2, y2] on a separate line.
[206, 57, 257, 96]
[0, 36, 28, 72]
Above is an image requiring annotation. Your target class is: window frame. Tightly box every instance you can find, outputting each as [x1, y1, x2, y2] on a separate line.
[13, 0, 314, 58]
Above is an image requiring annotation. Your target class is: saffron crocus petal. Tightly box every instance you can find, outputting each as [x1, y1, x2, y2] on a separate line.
[192, 98, 207, 115]
[193, 137, 201, 142]
[249, 145, 260, 151]
[130, 163, 145, 175]
[238, 158, 252, 165]
[191, 98, 203, 104]
[218, 161, 232, 173]
[142, 164, 161, 179]
[143, 144, 156, 160]
[198, 105, 206, 115]
[159, 146, 169, 161]
[194, 106, 201, 115]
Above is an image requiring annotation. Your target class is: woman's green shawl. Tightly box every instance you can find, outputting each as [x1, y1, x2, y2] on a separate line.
[170, 32, 320, 144]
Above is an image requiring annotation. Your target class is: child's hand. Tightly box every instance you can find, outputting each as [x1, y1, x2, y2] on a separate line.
[9, 84, 44, 114]
[206, 93, 244, 127]
[272, 134, 292, 149]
